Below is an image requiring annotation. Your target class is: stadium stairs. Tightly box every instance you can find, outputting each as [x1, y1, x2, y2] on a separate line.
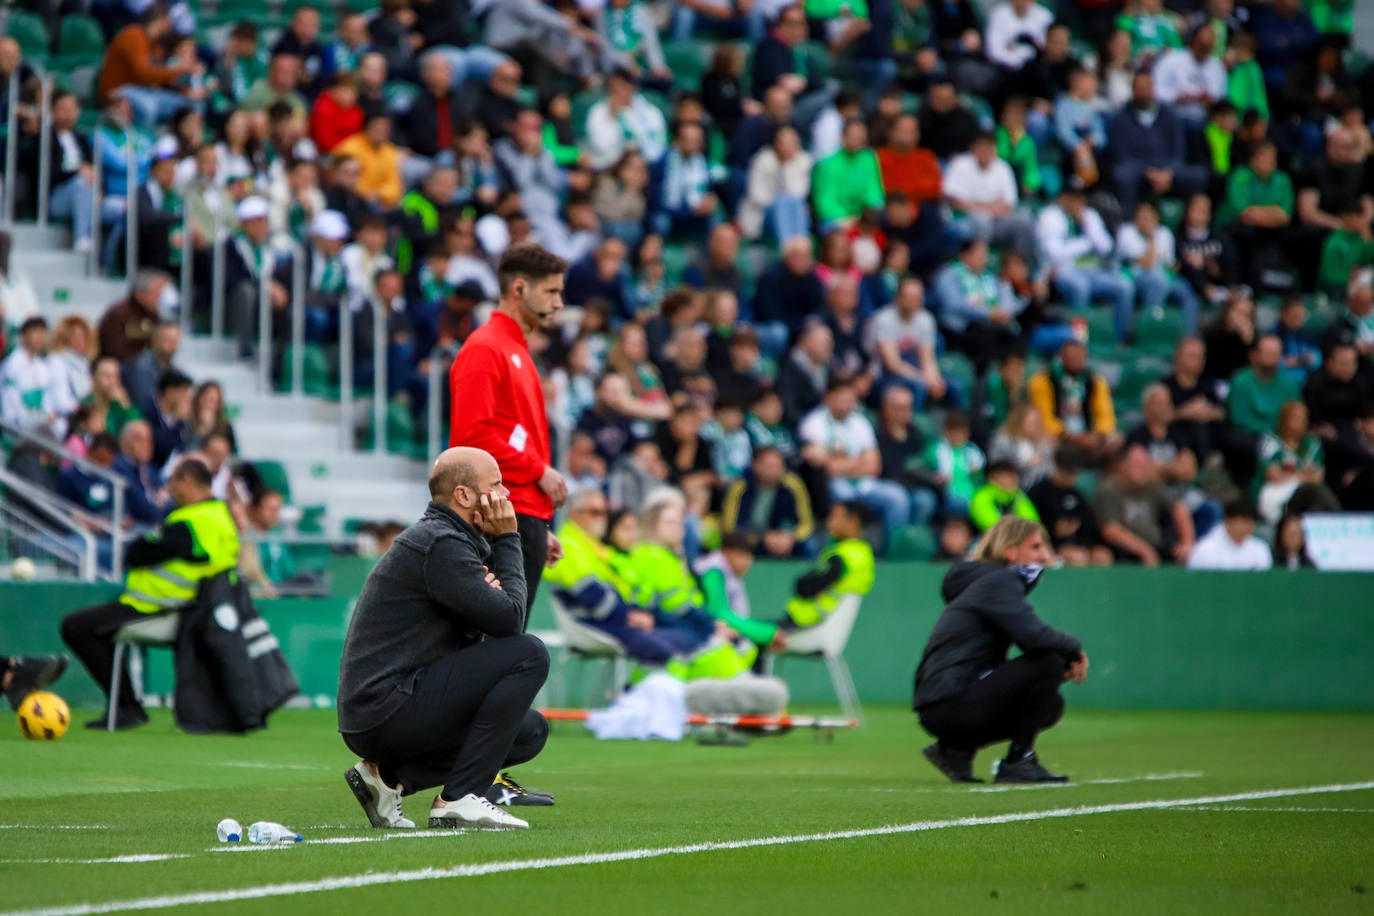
[8, 222, 429, 537]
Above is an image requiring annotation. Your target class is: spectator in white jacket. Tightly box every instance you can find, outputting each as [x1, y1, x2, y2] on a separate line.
[0, 317, 71, 441]
[984, 0, 1054, 75]
[585, 68, 669, 170]
[942, 131, 1036, 259]
[738, 126, 813, 241]
[1035, 177, 1134, 334]
[1187, 499, 1273, 570]
[1151, 22, 1226, 126]
[1115, 201, 1201, 339]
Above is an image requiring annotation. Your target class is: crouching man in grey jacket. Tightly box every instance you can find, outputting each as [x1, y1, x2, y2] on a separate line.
[338, 446, 550, 831]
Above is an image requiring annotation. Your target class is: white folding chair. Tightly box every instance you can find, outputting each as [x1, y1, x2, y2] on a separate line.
[108, 612, 181, 730]
[765, 594, 865, 724]
[549, 597, 630, 706]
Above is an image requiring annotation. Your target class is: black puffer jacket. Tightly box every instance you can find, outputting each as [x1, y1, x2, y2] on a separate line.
[913, 561, 1081, 710]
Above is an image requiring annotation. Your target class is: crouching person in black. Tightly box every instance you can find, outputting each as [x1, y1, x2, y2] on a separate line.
[913, 516, 1088, 784]
[337, 446, 550, 831]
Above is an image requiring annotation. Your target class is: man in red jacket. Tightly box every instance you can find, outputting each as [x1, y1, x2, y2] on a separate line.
[449, 243, 570, 620]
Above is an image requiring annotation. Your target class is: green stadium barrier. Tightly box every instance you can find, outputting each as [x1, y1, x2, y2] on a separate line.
[3, 567, 1370, 712]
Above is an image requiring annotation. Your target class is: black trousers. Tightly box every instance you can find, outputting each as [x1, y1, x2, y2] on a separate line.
[516, 513, 548, 624]
[60, 601, 162, 716]
[343, 634, 550, 800]
[918, 652, 1067, 754]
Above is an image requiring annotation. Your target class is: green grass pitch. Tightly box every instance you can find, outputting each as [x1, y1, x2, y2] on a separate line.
[2, 707, 1372, 915]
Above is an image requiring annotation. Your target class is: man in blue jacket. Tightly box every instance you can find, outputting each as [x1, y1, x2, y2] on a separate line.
[1106, 71, 1208, 212]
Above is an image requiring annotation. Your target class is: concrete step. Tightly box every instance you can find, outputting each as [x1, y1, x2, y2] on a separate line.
[291, 479, 427, 528]
[244, 451, 426, 482]
[17, 249, 91, 276]
[9, 222, 72, 250]
[235, 419, 352, 454]
[24, 273, 126, 311]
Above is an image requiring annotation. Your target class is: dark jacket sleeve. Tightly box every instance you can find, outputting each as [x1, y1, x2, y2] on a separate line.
[423, 530, 527, 636]
[125, 520, 196, 567]
[751, 40, 791, 100]
[794, 554, 845, 599]
[969, 572, 1082, 660]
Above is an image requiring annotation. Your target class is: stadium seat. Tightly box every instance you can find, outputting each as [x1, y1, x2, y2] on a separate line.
[252, 459, 293, 504]
[1135, 307, 1184, 356]
[937, 353, 976, 392]
[5, 12, 48, 60]
[888, 524, 936, 561]
[662, 41, 710, 93]
[764, 593, 864, 723]
[548, 595, 629, 707]
[56, 15, 103, 57]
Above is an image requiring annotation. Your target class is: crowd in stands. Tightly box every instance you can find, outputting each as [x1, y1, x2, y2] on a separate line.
[2, 0, 1374, 575]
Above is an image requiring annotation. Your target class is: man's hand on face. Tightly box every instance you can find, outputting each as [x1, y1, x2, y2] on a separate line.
[474, 491, 518, 536]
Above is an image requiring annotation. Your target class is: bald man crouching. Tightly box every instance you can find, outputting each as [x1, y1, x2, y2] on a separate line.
[337, 447, 550, 831]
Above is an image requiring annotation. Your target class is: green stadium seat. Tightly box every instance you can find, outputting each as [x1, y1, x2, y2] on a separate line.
[1084, 305, 1116, 347]
[570, 89, 600, 140]
[5, 12, 48, 59]
[253, 459, 293, 504]
[910, 410, 939, 443]
[662, 242, 691, 286]
[801, 41, 832, 83]
[937, 353, 976, 391]
[888, 524, 936, 561]
[1114, 355, 1171, 413]
[56, 15, 104, 59]
[278, 343, 333, 397]
[663, 41, 710, 93]
[297, 505, 326, 535]
[345, 0, 379, 12]
[1135, 307, 1184, 353]
[1158, 197, 1185, 228]
[1076, 469, 1098, 501]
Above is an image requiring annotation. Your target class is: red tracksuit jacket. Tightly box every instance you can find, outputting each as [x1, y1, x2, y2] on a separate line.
[448, 311, 553, 521]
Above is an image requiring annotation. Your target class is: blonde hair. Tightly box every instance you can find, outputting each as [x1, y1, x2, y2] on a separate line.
[971, 516, 1048, 564]
[52, 315, 95, 358]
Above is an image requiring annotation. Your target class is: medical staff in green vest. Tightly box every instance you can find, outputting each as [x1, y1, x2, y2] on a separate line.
[544, 489, 698, 665]
[782, 500, 877, 630]
[60, 458, 241, 730]
[630, 494, 755, 679]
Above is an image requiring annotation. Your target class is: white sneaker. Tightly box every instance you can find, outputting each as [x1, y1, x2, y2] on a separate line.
[73, 238, 93, 255]
[428, 793, 529, 830]
[344, 761, 415, 829]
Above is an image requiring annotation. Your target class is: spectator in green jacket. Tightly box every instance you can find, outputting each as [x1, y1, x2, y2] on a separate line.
[812, 118, 886, 230]
[1226, 32, 1269, 121]
[1318, 204, 1374, 296]
[1218, 141, 1293, 287]
[995, 97, 1044, 200]
[969, 459, 1040, 532]
[1227, 333, 1300, 436]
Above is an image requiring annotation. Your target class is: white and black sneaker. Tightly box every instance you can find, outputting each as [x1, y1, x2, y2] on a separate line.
[345, 761, 416, 828]
[428, 793, 529, 830]
[485, 771, 555, 807]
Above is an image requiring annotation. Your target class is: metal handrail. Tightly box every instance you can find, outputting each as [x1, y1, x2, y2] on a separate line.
[210, 218, 226, 337]
[289, 238, 306, 398]
[369, 295, 387, 456]
[426, 342, 458, 462]
[89, 116, 102, 276]
[124, 131, 138, 275]
[0, 465, 100, 581]
[35, 75, 50, 228]
[0, 416, 130, 578]
[178, 194, 193, 336]
[257, 243, 273, 393]
[3, 71, 18, 226]
[338, 294, 353, 450]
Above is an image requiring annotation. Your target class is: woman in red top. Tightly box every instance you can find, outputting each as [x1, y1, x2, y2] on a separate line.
[311, 73, 365, 154]
[448, 244, 570, 616]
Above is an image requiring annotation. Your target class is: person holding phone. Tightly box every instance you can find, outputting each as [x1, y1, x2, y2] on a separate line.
[337, 447, 551, 831]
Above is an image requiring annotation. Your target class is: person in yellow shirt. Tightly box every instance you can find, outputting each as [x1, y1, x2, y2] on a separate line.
[1027, 340, 1122, 463]
[333, 113, 406, 209]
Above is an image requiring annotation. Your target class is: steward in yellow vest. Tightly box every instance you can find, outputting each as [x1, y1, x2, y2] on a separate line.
[784, 501, 876, 629]
[60, 458, 240, 730]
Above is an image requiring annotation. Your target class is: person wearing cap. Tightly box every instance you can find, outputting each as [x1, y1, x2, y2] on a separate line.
[585, 67, 669, 171]
[135, 138, 189, 274]
[277, 210, 350, 342]
[1034, 177, 1134, 324]
[224, 196, 289, 360]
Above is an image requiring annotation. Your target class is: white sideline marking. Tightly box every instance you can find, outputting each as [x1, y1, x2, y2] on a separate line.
[970, 771, 1205, 793]
[212, 762, 319, 772]
[207, 830, 469, 851]
[5, 781, 1373, 916]
[0, 855, 188, 865]
[0, 825, 108, 830]
[1175, 805, 1374, 814]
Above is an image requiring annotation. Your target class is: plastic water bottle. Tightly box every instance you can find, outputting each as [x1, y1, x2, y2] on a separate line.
[216, 818, 242, 843]
[246, 821, 303, 844]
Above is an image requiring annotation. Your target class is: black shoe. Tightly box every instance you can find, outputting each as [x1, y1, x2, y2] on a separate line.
[486, 772, 554, 807]
[84, 708, 149, 731]
[4, 654, 68, 710]
[994, 751, 1068, 783]
[922, 742, 983, 783]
